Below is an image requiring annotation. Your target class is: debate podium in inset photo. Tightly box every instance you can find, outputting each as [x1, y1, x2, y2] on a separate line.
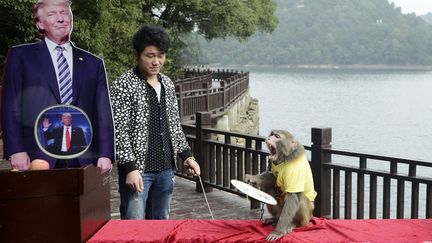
[0, 165, 111, 243]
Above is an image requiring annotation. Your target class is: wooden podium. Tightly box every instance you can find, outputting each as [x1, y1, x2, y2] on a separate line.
[0, 165, 111, 243]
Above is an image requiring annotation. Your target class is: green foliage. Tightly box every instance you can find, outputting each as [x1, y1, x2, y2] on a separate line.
[143, 0, 278, 78]
[198, 0, 432, 66]
[0, 0, 39, 77]
[0, 0, 277, 83]
[70, 0, 143, 80]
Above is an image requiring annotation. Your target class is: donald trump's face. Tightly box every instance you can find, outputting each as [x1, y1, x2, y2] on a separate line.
[35, 0, 73, 44]
[61, 113, 72, 126]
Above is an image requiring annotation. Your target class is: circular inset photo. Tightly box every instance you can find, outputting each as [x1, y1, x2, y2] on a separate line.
[34, 105, 92, 159]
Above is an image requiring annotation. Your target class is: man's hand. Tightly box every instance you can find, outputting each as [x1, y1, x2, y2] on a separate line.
[126, 170, 144, 192]
[11, 152, 30, 171]
[42, 118, 51, 129]
[97, 157, 112, 174]
[185, 157, 201, 176]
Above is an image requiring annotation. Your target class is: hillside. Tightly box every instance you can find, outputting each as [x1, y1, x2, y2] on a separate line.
[192, 0, 432, 66]
[422, 13, 432, 24]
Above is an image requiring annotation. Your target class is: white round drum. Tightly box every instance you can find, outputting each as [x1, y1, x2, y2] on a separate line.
[230, 179, 277, 205]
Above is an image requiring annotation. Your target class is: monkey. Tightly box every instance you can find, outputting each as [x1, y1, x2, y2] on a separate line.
[244, 130, 317, 241]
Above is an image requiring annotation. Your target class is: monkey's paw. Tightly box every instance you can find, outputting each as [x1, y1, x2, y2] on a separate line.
[265, 230, 284, 241]
[244, 174, 259, 186]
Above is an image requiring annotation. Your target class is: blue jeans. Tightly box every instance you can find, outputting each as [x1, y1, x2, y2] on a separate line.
[118, 168, 175, 219]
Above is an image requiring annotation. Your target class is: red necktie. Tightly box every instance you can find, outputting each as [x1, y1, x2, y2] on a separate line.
[66, 127, 71, 151]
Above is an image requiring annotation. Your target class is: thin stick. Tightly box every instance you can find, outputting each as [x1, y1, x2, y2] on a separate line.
[198, 175, 215, 220]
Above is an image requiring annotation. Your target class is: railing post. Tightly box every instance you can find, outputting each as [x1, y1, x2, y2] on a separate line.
[221, 81, 226, 111]
[249, 139, 261, 210]
[202, 82, 210, 112]
[195, 112, 213, 193]
[311, 127, 332, 218]
[175, 84, 184, 120]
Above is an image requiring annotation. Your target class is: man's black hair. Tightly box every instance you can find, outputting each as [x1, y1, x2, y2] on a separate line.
[132, 24, 170, 54]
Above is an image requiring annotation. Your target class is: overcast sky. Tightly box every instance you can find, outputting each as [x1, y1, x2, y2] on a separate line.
[388, 0, 432, 15]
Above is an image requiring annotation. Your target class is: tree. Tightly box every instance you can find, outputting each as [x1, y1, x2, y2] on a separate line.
[0, 0, 278, 82]
[141, 0, 278, 78]
[0, 0, 38, 80]
[197, 0, 432, 66]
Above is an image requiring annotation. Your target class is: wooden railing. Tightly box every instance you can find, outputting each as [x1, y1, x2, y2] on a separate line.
[177, 112, 432, 220]
[175, 69, 249, 122]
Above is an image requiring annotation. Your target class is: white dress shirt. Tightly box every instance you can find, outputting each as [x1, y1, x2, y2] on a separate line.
[45, 37, 73, 92]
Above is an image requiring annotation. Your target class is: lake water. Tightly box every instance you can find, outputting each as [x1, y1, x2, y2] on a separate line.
[225, 66, 432, 218]
[241, 66, 432, 163]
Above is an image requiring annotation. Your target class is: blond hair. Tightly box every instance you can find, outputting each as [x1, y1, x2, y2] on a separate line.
[32, 0, 72, 36]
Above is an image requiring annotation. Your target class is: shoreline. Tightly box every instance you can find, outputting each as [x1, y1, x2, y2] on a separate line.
[207, 64, 432, 71]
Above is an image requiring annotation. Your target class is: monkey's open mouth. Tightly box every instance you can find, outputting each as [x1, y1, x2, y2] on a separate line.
[267, 143, 277, 161]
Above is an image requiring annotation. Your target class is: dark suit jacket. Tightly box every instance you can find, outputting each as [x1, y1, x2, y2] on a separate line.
[44, 126, 87, 156]
[1, 40, 114, 168]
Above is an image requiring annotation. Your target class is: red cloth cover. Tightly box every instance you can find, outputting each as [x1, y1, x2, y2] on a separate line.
[88, 217, 432, 243]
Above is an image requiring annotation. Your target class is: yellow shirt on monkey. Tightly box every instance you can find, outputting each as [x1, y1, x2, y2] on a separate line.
[271, 154, 317, 202]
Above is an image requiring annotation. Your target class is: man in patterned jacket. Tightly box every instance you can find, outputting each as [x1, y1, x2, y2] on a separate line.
[110, 24, 201, 219]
